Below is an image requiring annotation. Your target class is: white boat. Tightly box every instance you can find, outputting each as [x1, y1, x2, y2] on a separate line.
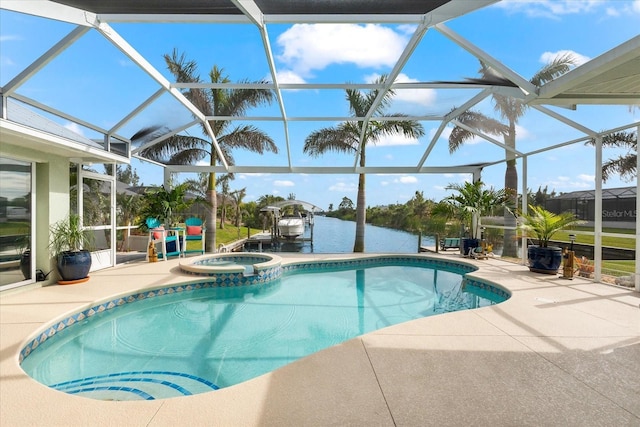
[277, 214, 305, 239]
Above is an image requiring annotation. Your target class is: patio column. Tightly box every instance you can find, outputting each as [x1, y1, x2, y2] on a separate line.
[594, 136, 602, 283]
[521, 155, 528, 265]
[472, 169, 482, 239]
[163, 168, 171, 190]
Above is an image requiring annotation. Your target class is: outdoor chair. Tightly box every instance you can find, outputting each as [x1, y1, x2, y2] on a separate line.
[440, 237, 460, 251]
[184, 217, 206, 255]
[145, 217, 181, 261]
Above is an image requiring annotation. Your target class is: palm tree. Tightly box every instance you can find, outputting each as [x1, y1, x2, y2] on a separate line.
[586, 131, 637, 182]
[304, 75, 425, 252]
[443, 180, 510, 240]
[217, 174, 232, 229]
[136, 49, 278, 252]
[449, 54, 577, 257]
[230, 188, 247, 239]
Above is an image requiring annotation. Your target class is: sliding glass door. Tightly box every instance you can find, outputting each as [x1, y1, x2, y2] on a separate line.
[0, 157, 33, 289]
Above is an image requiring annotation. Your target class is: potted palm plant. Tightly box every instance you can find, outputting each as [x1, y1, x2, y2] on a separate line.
[49, 214, 94, 283]
[443, 181, 511, 255]
[518, 205, 582, 274]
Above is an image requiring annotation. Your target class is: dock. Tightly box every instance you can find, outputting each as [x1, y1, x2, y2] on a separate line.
[219, 232, 312, 253]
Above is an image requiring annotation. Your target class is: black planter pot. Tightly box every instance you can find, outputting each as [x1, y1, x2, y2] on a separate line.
[20, 250, 31, 280]
[527, 245, 563, 274]
[461, 238, 479, 256]
[57, 250, 92, 282]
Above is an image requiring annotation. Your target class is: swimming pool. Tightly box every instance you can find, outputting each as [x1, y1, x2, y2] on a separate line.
[20, 256, 509, 401]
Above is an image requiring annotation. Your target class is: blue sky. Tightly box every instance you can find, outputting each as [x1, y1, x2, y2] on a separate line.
[1, 1, 639, 211]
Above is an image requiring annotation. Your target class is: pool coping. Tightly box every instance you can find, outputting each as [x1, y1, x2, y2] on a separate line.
[1, 252, 639, 426]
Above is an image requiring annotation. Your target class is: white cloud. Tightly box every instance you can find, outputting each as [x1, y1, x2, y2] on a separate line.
[608, 0, 640, 15]
[397, 24, 418, 35]
[364, 72, 437, 106]
[274, 70, 307, 85]
[64, 122, 85, 136]
[395, 175, 418, 184]
[0, 35, 21, 42]
[276, 24, 407, 76]
[515, 124, 531, 140]
[1, 56, 15, 67]
[393, 73, 437, 106]
[274, 180, 295, 187]
[329, 181, 357, 192]
[496, 1, 602, 20]
[544, 174, 594, 191]
[540, 50, 590, 67]
[375, 133, 419, 147]
[605, 6, 620, 17]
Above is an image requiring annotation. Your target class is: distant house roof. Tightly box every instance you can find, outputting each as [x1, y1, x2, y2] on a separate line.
[553, 186, 636, 200]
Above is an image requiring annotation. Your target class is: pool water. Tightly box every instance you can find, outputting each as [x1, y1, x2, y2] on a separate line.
[21, 262, 507, 401]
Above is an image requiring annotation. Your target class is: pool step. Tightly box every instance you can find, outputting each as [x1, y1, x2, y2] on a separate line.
[49, 371, 219, 401]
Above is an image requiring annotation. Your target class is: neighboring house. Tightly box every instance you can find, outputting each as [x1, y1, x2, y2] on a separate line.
[545, 186, 636, 229]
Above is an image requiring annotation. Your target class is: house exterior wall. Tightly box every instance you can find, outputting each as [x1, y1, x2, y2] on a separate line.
[1, 139, 70, 286]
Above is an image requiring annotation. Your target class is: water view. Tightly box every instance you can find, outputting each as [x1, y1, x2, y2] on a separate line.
[248, 215, 435, 253]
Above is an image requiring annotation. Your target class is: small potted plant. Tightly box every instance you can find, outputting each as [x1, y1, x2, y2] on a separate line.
[49, 214, 94, 283]
[576, 256, 594, 278]
[518, 205, 583, 274]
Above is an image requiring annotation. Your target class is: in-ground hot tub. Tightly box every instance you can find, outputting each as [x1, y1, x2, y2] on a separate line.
[179, 252, 282, 286]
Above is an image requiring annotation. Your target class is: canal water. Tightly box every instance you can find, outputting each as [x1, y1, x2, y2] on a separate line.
[251, 215, 435, 254]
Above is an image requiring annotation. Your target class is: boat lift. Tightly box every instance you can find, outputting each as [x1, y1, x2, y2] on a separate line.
[252, 200, 322, 251]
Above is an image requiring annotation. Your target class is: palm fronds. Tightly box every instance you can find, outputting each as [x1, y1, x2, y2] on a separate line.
[517, 205, 582, 247]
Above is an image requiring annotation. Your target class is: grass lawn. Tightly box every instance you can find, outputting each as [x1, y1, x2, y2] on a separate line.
[541, 227, 636, 250]
[601, 260, 635, 275]
[183, 224, 262, 252]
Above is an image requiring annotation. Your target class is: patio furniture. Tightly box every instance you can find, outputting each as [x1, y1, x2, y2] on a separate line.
[145, 217, 182, 261]
[440, 237, 460, 251]
[184, 217, 205, 255]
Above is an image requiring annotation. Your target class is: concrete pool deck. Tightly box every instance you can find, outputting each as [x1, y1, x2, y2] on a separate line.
[1, 253, 638, 426]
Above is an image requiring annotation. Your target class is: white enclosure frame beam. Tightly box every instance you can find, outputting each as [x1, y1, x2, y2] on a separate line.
[521, 155, 528, 265]
[0, 0, 97, 26]
[594, 136, 603, 282]
[3, 26, 90, 96]
[435, 23, 536, 94]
